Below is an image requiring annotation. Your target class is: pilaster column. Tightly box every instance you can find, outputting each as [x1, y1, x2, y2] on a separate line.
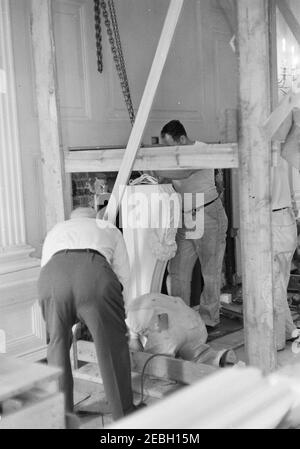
[0, 0, 37, 274]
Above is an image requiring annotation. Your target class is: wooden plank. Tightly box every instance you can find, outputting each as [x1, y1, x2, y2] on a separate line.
[237, 0, 276, 373]
[276, 0, 300, 47]
[288, 273, 300, 291]
[110, 366, 293, 429]
[74, 376, 106, 401]
[269, 0, 282, 168]
[105, 0, 184, 223]
[0, 393, 65, 429]
[210, 329, 244, 352]
[30, 0, 66, 231]
[190, 382, 291, 429]
[0, 354, 61, 402]
[221, 301, 243, 318]
[74, 341, 217, 385]
[110, 367, 269, 429]
[270, 363, 300, 428]
[264, 2, 300, 144]
[263, 90, 300, 141]
[65, 143, 238, 173]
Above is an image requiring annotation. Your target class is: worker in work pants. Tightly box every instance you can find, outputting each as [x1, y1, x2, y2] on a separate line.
[38, 251, 134, 420]
[169, 197, 228, 327]
[272, 208, 298, 350]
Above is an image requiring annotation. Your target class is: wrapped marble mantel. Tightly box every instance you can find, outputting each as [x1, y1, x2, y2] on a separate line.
[121, 184, 181, 302]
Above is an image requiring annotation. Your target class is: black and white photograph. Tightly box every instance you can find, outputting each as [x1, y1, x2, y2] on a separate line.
[1, 0, 300, 433]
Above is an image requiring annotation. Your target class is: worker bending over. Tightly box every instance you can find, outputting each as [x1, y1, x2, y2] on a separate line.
[126, 293, 237, 367]
[38, 207, 135, 420]
[155, 120, 228, 328]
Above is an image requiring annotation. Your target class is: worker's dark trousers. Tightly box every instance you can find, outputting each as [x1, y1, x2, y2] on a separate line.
[38, 251, 134, 420]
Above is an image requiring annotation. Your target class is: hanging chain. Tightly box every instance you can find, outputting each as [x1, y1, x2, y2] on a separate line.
[94, 0, 103, 73]
[100, 0, 136, 125]
[107, 0, 131, 103]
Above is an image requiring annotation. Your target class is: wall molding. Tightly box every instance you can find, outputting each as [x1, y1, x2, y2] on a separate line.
[53, 0, 91, 120]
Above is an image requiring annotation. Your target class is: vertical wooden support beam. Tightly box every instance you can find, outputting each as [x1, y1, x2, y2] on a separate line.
[237, 0, 276, 372]
[105, 0, 184, 223]
[30, 0, 65, 231]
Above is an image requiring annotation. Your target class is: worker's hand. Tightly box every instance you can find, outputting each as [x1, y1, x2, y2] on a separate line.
[129, 337, 144, 352]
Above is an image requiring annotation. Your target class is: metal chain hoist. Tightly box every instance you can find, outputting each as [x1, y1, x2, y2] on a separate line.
[94, 0, 103, 73]
[93, 0, 135, 125]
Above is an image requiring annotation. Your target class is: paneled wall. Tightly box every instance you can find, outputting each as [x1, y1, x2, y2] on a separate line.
[52, 0, 238, 147]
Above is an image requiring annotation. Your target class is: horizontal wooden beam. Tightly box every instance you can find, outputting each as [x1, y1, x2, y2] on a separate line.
[65, 143, 238, 173]
[74, 341, 217, 385]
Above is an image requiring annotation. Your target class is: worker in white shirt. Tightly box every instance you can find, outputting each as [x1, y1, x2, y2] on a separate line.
[38, 207, 135, 420]
[126, 293, 237, 367]
[155, 120, 228, 328]
[273, 109, 300, 350]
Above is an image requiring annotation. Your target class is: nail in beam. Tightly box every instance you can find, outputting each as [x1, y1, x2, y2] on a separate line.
[237, 0, 276, 372]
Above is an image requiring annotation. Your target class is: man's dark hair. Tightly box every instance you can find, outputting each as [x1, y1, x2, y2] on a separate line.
[161, 120, 187, 141]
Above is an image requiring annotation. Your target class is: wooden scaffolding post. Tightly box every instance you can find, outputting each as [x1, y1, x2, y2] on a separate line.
[237, 0, 276, 372]
[30, 0, 66, 231]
